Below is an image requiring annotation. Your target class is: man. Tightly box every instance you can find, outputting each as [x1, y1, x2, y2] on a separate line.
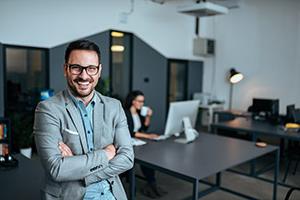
[34, 40, 134, 200]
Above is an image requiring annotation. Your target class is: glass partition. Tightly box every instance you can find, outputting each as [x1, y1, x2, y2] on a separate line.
[4, 46, 48, 151]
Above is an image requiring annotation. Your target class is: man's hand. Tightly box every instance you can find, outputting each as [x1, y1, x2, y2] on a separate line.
[104, 144, 116, 160]
[59, 142, 73, 157]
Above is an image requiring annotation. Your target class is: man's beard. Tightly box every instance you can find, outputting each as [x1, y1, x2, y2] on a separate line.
[68, 77, 94, 98]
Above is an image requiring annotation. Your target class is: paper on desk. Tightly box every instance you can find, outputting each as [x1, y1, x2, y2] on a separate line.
[131, 138, 147, 146]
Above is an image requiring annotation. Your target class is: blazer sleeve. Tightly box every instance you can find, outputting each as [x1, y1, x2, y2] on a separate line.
[34, 101, 110, 182]
[84, 101, 134, 186]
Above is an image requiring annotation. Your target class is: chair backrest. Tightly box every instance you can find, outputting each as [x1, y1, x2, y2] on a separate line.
[285, 187, 300, 200]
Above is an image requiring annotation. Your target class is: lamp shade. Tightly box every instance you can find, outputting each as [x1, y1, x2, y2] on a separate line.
[229, 68, 243, 84]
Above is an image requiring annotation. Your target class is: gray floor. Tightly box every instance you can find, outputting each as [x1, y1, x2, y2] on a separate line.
[123, 156, 300, 200]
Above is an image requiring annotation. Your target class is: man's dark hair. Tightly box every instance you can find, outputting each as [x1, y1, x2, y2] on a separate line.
[65, 39, 101, 64]
[124, 90, 144, 110]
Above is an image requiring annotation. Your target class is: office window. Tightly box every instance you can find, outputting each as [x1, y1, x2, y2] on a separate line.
[110, 31, 132, 102]
[4, 46, 48, 150]
[168, 60, 187, 103]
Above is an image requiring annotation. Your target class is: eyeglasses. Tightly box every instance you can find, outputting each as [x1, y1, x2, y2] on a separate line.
[134, 99, 144, 103]
[66, 64, 100, 76]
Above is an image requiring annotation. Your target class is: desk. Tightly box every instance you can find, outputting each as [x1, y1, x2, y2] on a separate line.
[211, 117, 300, 142]
[130, 133, 279, 200]
[211, 117, 300, 185]
[0, 154, 43, 200]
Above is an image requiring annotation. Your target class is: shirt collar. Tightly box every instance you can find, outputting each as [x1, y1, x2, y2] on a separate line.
[67, 88, 97, 108]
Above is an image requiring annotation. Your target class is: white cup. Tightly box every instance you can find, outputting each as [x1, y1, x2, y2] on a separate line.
[140, 106, 149, 117]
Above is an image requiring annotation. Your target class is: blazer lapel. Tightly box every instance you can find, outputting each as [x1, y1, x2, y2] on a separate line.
[64, 91, 88, 153]
[93, 94, 104, 149]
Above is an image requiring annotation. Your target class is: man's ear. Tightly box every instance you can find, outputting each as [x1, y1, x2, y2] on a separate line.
[63, 64, 67, 77]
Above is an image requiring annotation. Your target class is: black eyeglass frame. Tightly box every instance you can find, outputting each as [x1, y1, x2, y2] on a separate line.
[66, 63, 100, 76]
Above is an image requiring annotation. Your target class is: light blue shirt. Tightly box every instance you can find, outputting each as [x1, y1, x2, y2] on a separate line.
[68, 90, 115, 200]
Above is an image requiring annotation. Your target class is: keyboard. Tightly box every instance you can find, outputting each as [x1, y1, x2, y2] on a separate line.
[153, 135, 169, 141]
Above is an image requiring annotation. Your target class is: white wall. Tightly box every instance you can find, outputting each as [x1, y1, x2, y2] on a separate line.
[0, 0, 299, 113]
[0, 0, 198, 59]
[201, 0, 300, 113]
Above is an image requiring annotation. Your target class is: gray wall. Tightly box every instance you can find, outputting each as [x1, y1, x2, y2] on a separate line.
[187, 61, 203, 99]
[49, 31, 110, 93]
[132, 36, 168, 133]
[0, 42, 3, 116]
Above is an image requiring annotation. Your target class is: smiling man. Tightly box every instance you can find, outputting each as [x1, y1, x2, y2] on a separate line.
[34, 40, 134, 200]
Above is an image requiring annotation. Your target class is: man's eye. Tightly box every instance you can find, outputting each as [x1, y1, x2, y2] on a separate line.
[88, 66, 97, 70]
[71, 65, 81, 70]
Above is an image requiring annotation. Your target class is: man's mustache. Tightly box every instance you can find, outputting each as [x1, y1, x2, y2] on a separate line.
[74, 77, 93, 82]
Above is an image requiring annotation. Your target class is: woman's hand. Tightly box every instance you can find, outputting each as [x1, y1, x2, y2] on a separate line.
[146, 133, 159, 139]
[146, 107, 153, 117]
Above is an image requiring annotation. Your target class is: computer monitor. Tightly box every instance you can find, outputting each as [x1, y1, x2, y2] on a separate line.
[164, 100, 200, 143]
[252, 98, 279, 117]
[286, 104, 295, 122]
[293, 108, 300, 123]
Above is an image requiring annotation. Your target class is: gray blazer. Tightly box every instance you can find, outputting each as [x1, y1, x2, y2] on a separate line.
[34, 90, 134, 200]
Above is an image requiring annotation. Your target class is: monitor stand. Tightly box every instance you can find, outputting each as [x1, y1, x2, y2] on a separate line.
[174, 117, 199, 144]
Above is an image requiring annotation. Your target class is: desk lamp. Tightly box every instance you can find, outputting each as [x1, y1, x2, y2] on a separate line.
[228, 68, 243, 110]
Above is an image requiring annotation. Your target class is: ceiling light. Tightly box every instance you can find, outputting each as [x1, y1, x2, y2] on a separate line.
[111, 31, 124, 37]
[111, 45, 125, 52]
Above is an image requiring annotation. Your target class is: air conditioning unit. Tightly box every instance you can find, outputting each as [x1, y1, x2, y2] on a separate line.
[193, 37, 215, 57]
[178, 2, 229, 17]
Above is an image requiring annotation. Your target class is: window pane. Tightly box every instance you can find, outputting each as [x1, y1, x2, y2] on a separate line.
[168, 61, 187, 102]
[5, 47, 48, 151]
[110, 32, 131, 101]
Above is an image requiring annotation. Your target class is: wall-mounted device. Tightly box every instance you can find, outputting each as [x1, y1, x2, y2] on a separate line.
[193, 37, 215, 57]
[178, 1, 229, 17]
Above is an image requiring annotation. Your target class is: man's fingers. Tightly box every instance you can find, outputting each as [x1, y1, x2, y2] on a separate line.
[59, 142, 73, 156]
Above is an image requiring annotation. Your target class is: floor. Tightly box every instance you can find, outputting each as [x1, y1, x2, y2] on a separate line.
[123, 155, 300, 200]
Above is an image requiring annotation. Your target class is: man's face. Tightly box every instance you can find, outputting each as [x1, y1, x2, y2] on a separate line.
[64, 50, 101, 99]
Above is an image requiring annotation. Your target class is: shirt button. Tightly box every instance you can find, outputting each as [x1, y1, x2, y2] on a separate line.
[101, 192, 104, 195]
[87, 131, 90, 134]
[84, 114, 87, 117]
[90, 148, 93, 151]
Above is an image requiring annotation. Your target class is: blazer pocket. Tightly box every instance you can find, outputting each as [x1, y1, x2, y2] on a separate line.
[62, 129, 81, 155]
[63, 128, 79, 135]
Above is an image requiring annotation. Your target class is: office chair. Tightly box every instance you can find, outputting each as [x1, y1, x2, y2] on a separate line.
[282, 108, 300, 183]
[282, 141, 300, 183]
[284, 187, 300, 200]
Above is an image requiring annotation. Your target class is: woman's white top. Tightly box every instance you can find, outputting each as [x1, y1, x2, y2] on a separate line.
[132, 113, 142, 132]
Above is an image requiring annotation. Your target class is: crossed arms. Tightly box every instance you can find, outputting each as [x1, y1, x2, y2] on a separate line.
[34, 100, 134, 186]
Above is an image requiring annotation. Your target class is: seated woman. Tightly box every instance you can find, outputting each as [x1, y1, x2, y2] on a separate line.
[124, 90, 167, 198]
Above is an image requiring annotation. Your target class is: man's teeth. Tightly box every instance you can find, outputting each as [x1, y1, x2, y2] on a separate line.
[78, 81, 89, 85]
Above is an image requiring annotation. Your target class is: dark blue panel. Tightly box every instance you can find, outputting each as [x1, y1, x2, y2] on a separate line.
[132, 36, 168, 132]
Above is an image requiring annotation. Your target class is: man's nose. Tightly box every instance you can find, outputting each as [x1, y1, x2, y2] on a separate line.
[78, 68, 90, 78]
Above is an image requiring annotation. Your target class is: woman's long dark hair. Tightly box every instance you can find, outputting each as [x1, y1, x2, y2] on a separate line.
[124, 90, 144, 110]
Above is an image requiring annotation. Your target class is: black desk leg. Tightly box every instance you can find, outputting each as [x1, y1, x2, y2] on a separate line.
[273, 149, 280, 200]
[250, 133, 257, 176]
[216, 172, 221, 187]
[193, 179, 199, 200]
[129, 167, 135, 200]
